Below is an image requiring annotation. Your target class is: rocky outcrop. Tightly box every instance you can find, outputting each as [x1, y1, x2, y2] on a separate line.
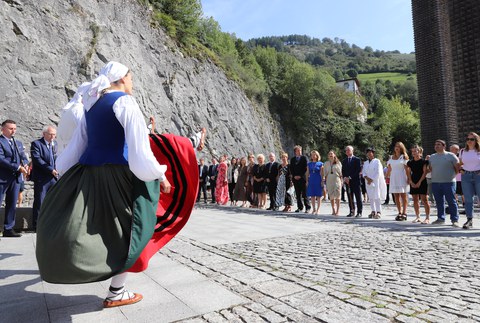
[0, 0, 282, 161]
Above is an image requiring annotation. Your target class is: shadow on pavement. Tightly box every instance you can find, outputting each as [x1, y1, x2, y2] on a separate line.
[0, 254, 104, 323]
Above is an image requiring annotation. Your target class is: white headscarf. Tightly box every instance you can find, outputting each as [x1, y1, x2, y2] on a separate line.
[82, 61, 129, 111]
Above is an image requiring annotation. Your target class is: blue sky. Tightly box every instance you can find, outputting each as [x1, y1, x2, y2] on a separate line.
[201, 0, 414, 53]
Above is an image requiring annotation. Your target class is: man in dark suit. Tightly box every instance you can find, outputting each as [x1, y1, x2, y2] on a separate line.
[342, 145, 363, 217]
[30, 125, 58, 230]
[0, 120, 29, 237]
[265, 152, 279, 210]
[289, 145, 311, 213]
[208, 158, 218, 203]
[197, 157, 209, 203]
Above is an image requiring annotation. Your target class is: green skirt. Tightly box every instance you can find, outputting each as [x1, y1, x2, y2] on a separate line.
[36, 164, 159, 284]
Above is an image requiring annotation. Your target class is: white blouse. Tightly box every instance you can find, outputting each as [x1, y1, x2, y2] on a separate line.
[56, 92, 166, 182]
[460, 149, 480, 171]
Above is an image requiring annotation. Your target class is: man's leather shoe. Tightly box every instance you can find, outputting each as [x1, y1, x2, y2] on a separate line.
[346, 213, 354, 217]
[266, 207, 273, 210]
[3, 229, 21, 237]
[295, 209, 302, 213]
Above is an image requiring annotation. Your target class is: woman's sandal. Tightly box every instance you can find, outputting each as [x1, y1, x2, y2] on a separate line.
[421, 218, 430, 224]
[395, 213, 403, 221]
[402, 214, 408, 221]
[103, 290, 143, 308]
[374, 212, 381, 219]
[412, 218, 421, 223]
[369, 211, 376, 219]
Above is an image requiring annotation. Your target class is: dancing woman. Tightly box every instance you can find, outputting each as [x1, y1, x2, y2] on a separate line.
[36, 61, 198, 308]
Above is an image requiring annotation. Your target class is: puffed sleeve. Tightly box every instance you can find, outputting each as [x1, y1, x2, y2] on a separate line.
[113, 95, 167, 182]
[56, 114, 88, 175]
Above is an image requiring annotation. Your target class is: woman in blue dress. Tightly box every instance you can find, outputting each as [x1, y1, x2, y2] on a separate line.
[306, 150, 324, 214]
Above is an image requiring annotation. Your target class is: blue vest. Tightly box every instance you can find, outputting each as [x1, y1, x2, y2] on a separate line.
[79, 92, 129, 166]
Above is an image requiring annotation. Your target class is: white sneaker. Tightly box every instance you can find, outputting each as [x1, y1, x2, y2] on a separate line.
[452, 222, 461, 228]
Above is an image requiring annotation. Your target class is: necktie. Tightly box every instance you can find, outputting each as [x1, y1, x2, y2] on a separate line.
[48, 143, 54, 166]
[348, 157, 352, 164]
[9, 139, 16, 160]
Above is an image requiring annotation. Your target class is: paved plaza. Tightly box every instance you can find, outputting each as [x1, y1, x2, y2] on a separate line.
[1, 201, 480, 322]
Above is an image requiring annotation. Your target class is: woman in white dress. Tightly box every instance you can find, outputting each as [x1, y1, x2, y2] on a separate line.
[387, 142, 410, 221]
[362, 147, 387, 218]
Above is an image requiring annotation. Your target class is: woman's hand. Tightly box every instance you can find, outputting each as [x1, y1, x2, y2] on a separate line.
[160, 178, 171, 193]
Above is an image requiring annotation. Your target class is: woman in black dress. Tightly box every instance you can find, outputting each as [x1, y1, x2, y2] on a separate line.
[252, 154, 267, 208]
[406, 145, 430, 224]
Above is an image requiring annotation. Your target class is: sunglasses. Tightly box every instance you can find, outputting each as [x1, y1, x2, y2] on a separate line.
[467, 138, 476, 141]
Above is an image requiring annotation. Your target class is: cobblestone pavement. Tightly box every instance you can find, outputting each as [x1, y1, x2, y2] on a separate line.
[164, 204, 480, 323]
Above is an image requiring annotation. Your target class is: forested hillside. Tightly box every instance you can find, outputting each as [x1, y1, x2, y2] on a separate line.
[246, 35, 416, 79]
[144, 0, 421, 158]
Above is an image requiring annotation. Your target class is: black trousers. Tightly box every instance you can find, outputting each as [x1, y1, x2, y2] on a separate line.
[346, 181, 363, 214]
[197, 180, 207, 202]
[284, 184, 293, 206]
[209, 179, 216, 202]
[293, 178, 310, 210]
[267, 181, 277, 209]
[228, 182, 236, 201]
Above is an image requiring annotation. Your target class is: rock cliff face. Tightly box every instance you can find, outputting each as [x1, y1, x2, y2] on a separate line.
[0, 0, 281, 161]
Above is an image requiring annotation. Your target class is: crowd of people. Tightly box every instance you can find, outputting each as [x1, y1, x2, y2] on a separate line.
[198, 136, 480, 230]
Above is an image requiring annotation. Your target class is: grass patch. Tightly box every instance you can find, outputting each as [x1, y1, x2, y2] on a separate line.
[358, 72, 416, 84]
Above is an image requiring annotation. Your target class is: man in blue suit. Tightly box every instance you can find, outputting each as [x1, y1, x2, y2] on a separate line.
[0, 120, 29, 237]
[30, 125, 58, 230]
[342, 145, 363, 217]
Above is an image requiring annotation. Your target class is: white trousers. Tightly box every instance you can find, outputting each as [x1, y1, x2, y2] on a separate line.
[370, 198, 382, 213]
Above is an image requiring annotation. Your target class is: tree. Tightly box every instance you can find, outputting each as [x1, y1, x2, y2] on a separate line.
[254, 46, 279, 90]
[346, 69, 358, 78]
[395, 79, 418, 110]
[151, 0, 202, 43]
[370, 96, 420, 158]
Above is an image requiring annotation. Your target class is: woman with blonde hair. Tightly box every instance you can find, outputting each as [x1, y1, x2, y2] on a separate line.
[323, 150, 342, 215]
[306, 150, 324, 214]
[253, 154, 267, 208]
[387, 141, 410, 221]
[459, 132, 480, 229]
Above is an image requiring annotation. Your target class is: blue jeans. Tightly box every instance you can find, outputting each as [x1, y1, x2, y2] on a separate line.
[431, 182, 458, 222]
[461, 172, 480, 219]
